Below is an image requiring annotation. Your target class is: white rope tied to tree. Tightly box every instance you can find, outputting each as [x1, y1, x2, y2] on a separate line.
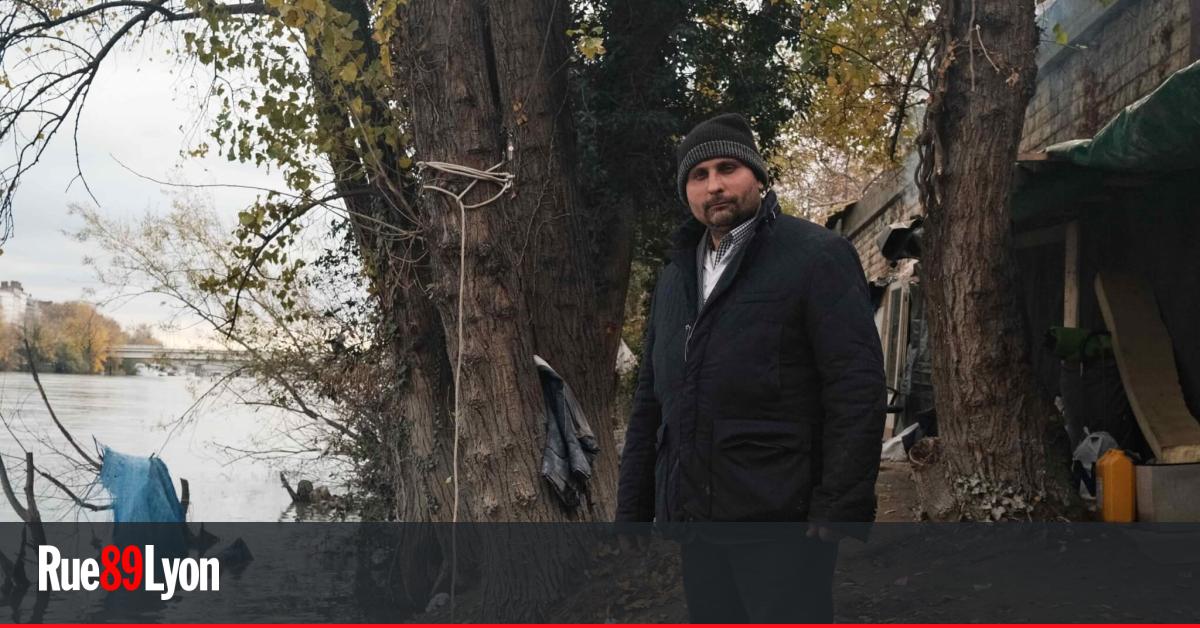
[415, 156, 514, 620]
[416, 158, 514, 523]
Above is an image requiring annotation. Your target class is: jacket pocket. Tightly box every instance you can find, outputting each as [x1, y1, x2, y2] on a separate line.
[709, 418, 812, 521]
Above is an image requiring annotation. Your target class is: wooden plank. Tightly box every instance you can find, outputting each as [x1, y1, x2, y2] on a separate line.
[1063, 221, 1080, 327]
[1095, 271, 1200, 463]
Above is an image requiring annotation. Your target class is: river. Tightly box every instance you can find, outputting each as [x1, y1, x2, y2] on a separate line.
[0, 371, 343, 522]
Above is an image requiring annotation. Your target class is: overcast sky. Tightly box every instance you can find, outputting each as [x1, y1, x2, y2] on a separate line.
[3, 41, 290, 348]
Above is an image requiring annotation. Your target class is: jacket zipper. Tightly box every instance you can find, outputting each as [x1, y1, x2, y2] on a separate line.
[684, 323, 694, 362]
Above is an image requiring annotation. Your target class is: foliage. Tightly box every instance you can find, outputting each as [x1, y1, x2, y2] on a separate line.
[572, 0, 935, 349]
[2, 0, 940, 516]
[71, 193, 398, 513]
[772, 0, 934, 221]
[0, 306, 17, 370]
[1, 300, 155, 374]
[173, 0, 413, 329]
[125, 323, 165, 346]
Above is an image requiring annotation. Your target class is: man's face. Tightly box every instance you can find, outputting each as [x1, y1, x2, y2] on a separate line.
[685, 157, 763, 233]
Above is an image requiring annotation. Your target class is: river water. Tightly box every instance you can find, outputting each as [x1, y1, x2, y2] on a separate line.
[0, 371, 341, 522]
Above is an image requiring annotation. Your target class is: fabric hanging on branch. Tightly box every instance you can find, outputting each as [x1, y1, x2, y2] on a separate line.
[98, 446, 185, 524]
[534, 355, 599, 510]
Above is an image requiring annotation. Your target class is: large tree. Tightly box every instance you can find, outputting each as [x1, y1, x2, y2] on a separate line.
[916, 0, 1073, 520]
[2, 0, 842, 612]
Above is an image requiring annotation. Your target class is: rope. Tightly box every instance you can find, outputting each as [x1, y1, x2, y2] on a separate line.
[415, 157, 514, 620]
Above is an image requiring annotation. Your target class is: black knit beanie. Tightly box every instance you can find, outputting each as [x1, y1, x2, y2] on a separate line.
[675, 113, 770, 204]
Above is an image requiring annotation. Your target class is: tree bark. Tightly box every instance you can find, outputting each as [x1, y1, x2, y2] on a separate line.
[382, 0, 633, 616]
[916, 0, 1073, 519]
[397, 0, 627, 527]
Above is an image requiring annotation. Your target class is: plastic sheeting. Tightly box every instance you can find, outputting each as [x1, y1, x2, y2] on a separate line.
[98, 447, 186, 524]
[1045, 60, 1200, 172]
[1013, 60, 1200, 226]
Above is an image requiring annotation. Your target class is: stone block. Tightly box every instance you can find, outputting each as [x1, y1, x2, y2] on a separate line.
[1136, 463, 1200, 522]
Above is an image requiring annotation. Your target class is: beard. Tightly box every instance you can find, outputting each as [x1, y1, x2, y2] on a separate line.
[705, 195, 758, 228]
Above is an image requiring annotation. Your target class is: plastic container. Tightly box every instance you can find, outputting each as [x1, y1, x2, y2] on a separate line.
[1096, 448, 1136, 522]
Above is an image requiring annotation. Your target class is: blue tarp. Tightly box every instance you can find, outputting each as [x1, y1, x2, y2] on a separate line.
[98, 447, 185, 524]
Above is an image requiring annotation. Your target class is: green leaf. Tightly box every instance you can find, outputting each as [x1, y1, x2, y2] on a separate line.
[1052, 23, 1068, 46]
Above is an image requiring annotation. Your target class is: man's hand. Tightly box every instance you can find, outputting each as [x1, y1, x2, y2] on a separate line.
[806, 523, 843, 544]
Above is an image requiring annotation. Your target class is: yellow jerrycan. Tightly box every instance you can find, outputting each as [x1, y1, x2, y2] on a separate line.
[1096, 448, 1135, 522]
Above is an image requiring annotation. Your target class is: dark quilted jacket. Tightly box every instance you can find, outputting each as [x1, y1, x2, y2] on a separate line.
[617, 192, 886, 524]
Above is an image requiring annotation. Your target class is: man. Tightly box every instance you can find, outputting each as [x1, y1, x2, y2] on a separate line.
[616, 113, 885, 623]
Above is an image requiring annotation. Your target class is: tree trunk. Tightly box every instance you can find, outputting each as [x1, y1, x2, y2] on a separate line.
[369, 0, 635, 617]
[916, 0, 1073, 520]
[395, 0, 626, 526]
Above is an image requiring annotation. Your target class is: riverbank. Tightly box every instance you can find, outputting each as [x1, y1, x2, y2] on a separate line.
[0, 372, 342, 522]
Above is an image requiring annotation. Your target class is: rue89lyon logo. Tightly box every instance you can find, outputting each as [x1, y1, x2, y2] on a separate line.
[39, 544, 220, 601]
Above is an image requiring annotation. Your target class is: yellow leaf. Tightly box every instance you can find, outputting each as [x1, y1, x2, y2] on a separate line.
[379, 48, 393, 77]
[339, 63, 358, 82]
[826, 75, 838, 87]
[281, 8, 306, 27]
[831, 45, 844, 56]
[576, 36, 606, 61]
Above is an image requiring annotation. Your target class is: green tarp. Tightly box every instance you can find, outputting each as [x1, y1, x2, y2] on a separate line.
[1045, 59, 1200, 172]
[1012, 59, 1200, 227]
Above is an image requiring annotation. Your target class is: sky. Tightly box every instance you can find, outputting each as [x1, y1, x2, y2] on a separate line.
[2, 39, 290, 348]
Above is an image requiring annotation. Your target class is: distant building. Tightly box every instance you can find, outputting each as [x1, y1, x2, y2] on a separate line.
[0, 281, 29, 326]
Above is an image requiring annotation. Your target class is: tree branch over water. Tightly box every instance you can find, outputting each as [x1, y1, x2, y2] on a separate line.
[21, 338, 103, 472]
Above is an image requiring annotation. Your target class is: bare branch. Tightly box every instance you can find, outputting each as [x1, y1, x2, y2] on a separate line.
[24, 453, 46, 546]
[0, 0, 271, 245]
[224, 188, 376, 335]
[0, 446, 30, 522]
[33, 465, 111, 512]
[21, 338, 103, 471]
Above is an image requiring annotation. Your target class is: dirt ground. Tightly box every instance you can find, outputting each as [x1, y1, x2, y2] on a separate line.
[874, 461, 922, 522]
[415, 462, 928, 623]
[415, 463, 1200, 623]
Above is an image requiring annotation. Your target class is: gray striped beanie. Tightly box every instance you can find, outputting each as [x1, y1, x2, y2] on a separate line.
[675, 113, 769, 204]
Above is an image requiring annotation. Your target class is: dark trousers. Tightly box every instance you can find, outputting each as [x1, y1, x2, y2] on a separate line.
[681, 536, 839, 623]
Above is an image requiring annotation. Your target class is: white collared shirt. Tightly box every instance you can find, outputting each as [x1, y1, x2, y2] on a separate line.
[697, 215, 758, 306]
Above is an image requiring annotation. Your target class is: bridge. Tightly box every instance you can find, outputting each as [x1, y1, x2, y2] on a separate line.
[111, 344, 249, 362]
[110, 345, 249, 376]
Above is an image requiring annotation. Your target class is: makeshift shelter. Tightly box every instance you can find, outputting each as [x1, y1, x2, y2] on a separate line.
[1006, 59, 1200, 518]
[1010, 58, 1200, 446]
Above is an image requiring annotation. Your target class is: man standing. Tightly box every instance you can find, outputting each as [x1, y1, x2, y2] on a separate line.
[616, 113, 885, 623]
